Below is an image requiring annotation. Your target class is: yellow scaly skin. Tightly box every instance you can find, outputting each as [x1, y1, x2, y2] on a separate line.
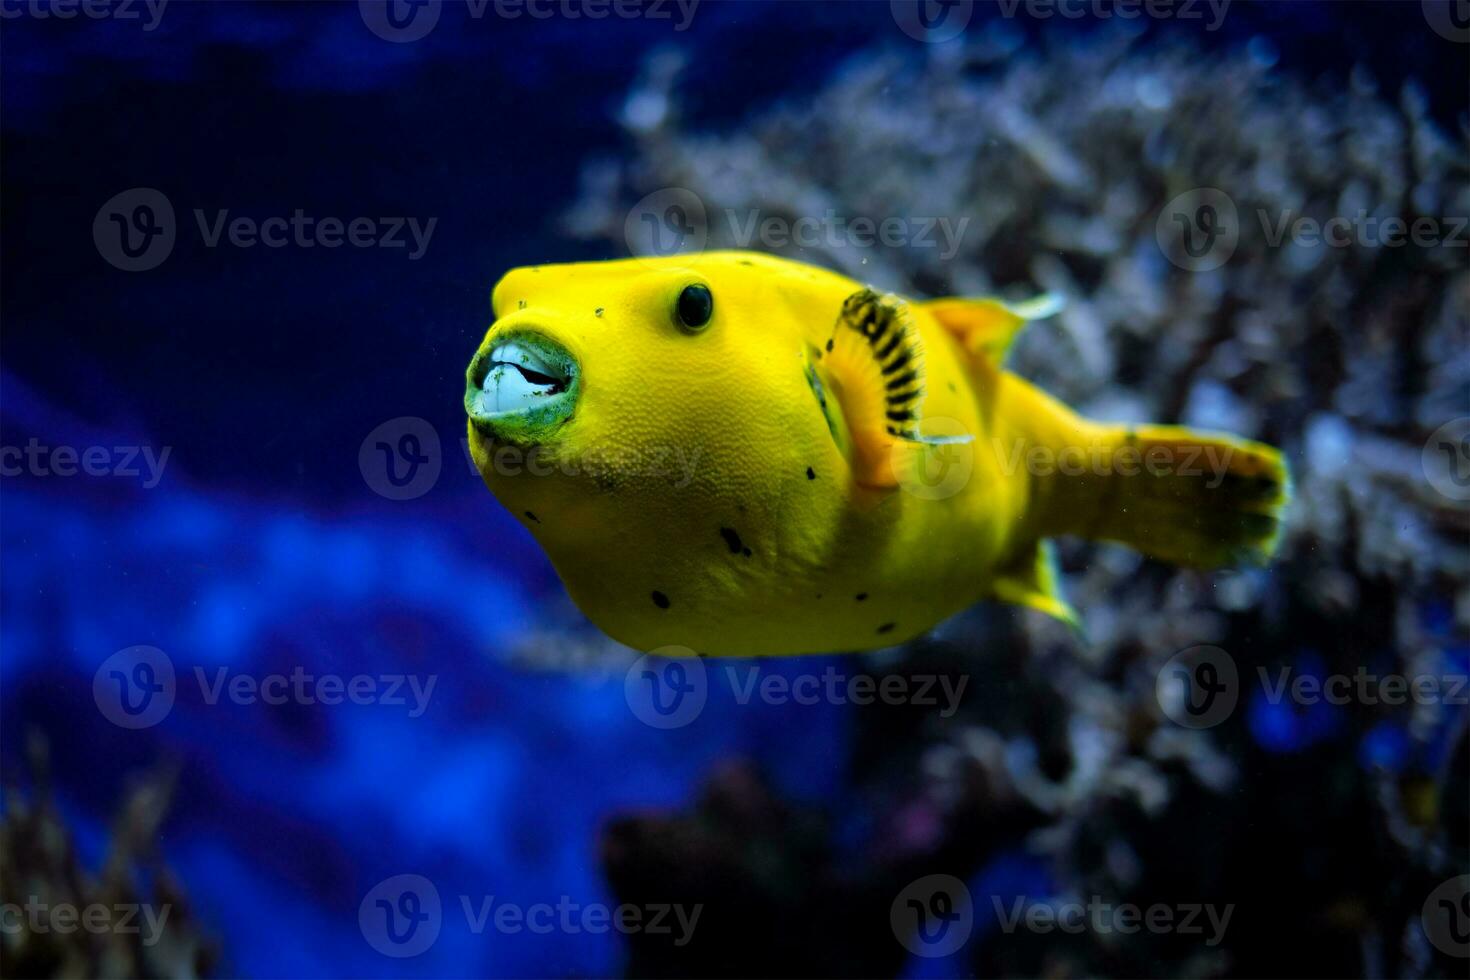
[465, 251, 1287, 656]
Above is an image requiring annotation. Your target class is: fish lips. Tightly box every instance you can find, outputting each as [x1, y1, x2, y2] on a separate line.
[465, 330, 580, 442]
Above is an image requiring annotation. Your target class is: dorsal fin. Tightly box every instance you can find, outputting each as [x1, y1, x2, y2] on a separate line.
[920, 294, 1063, 365]
[816, 287, 964, 490]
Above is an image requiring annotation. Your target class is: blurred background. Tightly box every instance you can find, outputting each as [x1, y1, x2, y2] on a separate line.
[2, 1, 1468, 977]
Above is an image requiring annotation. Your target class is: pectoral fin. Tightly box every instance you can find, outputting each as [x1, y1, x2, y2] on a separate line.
[987, 539, 1081, 631]
[921, 294, 1063, 365]
[817, 287, 967, 490]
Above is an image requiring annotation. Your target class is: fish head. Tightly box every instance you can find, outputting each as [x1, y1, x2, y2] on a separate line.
[466, 251, 841, 466]
[464, 252, 857, 651]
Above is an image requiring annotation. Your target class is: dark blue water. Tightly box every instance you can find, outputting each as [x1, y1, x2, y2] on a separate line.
[2, 2, 1466, 977]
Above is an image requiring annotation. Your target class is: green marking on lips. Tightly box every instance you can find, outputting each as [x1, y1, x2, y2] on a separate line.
[465, 331, 580, 444]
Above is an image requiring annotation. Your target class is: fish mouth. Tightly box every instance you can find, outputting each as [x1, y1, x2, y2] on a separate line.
[465, 331, 579, 436]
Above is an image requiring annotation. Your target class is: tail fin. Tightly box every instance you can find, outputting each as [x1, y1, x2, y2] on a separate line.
[1039, 422, 1291, 568]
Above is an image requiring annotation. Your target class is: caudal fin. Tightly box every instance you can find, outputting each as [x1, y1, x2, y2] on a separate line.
[1050, 424, 1291, 568]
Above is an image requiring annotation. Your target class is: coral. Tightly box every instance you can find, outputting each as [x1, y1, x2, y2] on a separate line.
[567, 29, 1470, 978]
[0, 734, 216, 978]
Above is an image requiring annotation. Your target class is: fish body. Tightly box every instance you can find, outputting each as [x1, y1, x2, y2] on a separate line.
[465, 251, 1288, 656]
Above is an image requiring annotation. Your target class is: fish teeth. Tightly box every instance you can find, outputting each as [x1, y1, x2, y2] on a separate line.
[480, 339, 567, 414]
[487, 341, 558, 383]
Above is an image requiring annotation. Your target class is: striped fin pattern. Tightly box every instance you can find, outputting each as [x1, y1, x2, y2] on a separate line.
[828, 288, 927, 441]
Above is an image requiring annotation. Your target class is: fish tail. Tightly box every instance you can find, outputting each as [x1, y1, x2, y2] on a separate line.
[1033, 415, 1291, 568]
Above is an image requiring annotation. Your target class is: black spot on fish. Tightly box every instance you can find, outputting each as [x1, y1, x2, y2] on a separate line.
[947, 382, 957, 394]
[806, 467, 816, 480]
[738, 259, 753, 266]
[719, 527, 744, 554]
[876, 622, 895, 635]
[524, 511, 540, 523]
[855, 592, 868, 602]
[651, 591, 670, 609]
[595, 307, 604, 317]
[825, 338, 834, 352]
[518, 299, 527, 309]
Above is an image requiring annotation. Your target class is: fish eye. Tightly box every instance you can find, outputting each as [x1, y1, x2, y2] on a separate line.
[675, 283, 713, 333]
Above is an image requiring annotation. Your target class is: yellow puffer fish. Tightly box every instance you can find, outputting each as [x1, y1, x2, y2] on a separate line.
[465, 251, 1289, 656]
